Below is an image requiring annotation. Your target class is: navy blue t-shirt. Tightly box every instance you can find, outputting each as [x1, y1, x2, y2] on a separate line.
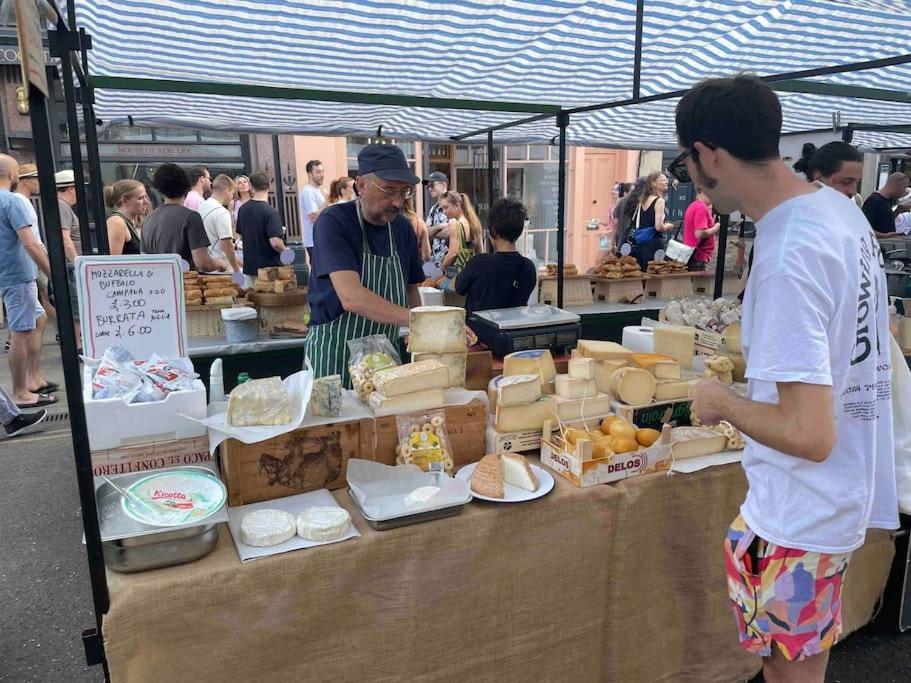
[309, 202, 424, 325]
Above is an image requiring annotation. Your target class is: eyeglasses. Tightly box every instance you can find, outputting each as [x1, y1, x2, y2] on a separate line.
[368, 179, 414, 200]
[668, 149, 694, 184]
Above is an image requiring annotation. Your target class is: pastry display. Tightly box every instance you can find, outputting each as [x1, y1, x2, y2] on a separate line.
[595, 255, 644, 279]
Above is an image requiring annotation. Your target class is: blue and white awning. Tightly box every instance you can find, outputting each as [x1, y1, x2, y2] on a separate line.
[75, 0, 911, 150]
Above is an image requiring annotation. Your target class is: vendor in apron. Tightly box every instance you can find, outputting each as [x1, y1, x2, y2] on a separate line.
[305, 144, 427, 386]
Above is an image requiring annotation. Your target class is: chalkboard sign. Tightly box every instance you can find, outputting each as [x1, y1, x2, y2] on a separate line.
[75, 255, 187, 359]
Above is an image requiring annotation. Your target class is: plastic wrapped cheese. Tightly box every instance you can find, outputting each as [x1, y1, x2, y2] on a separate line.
[226, 376, 292, 426]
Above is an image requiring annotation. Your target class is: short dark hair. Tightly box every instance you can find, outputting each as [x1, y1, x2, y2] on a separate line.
[676, 74, 782, 162]
[188, 165, 209, 185]
[488, 197, 527, 243]
[792, 141, 862, 182]
[249, 171, 271, 192]
[152, 163, 191, 199]
[306, 160, 322, 174]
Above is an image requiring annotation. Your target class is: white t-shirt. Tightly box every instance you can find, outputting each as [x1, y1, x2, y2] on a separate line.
[740, 185, 897, 554]
[199, 197, 234, 272]
[300, 184, 325, 248]
[12, 192, 42, 245]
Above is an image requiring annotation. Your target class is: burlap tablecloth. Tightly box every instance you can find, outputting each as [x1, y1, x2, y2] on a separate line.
[103, 463, 894, 682]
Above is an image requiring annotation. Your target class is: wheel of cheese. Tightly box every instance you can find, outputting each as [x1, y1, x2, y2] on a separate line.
[608, 367, 656, 406]
[240, 509, 296, 547]
[296, 507, 351, 542]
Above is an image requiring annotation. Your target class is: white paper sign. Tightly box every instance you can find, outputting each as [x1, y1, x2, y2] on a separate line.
[76, 255, 187, 359]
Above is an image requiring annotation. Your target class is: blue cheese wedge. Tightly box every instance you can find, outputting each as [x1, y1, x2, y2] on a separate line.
[310, 374, 342, 417]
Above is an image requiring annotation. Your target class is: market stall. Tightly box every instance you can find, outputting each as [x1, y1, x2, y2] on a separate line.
[99, 463, 893, 682]
[21, 2, 911, 677]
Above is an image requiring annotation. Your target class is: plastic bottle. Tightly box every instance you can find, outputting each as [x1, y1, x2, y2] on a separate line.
[237, 372, 251, 385]
[209, 358, 226, 403]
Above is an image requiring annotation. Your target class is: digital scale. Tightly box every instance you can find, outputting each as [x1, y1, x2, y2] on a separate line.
[469, 305, 581, 357]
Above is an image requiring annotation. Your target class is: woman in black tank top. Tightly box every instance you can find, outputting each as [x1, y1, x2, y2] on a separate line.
[104, 180, 149, 255]
[623, 171, 674, 270]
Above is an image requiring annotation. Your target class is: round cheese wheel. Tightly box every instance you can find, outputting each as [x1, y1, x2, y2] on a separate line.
[240, 509, 296, 547]
[296, 507, 351, 542]
[609, 367, 656, 406]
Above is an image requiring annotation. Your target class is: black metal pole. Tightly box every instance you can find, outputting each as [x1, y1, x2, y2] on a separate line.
[633, 0, 645, 99]
[271, 135, 286, 227]
[713, 214, 730, 299]
[842, 127, 855, 143]
[556, 112, 568, 308]
[79, 93, 108, 254]
[486, 130, 495, 211]
[51, 25, 93, 255]
[30, 80, 110, 662]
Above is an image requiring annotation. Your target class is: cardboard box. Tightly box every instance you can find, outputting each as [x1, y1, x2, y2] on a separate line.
[540, 420, 671, 487]
[91, 436, 213, 481]
[83, 365, 207, 451]
[610, 398, 693, 430]
[485, 425, 545, 455]
[220, 418, 362, 507]
[370, 397, 487, 469]
[465, 349, 493, 390]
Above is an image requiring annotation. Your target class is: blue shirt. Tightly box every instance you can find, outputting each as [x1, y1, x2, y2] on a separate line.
[309, 202, 424, 326]
[0, 189, 37, 288]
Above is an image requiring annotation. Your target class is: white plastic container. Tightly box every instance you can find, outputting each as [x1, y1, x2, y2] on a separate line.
[83, 365, 207, 451]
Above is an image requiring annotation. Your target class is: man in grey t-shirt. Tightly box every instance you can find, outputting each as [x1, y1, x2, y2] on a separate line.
[55, 170, 82, 261]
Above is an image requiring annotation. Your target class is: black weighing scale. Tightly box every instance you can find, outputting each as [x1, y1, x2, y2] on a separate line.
[469, 305, 581, 357]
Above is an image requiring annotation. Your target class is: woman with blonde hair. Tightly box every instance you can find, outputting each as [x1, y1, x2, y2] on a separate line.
[233, 174, 252, 221]
[328, 176, 355, 205]
[402, 197, 431, 261]
[439, 191, 485, 272]
[104, 179, 148, 255]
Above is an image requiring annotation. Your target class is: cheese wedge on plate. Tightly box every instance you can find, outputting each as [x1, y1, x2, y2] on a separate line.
[501, 453, 539, 491]
[372, 359, 449, 397]
[671, 426, 728, 460]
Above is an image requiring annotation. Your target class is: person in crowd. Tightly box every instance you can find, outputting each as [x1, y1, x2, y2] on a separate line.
[300, 160, 325, 263]
[675, 74, 896, 683]
[423, 171, 450, 267]
[862, 171, 909, 237]
[141, 163, 226, 273]
[199, 174, 240, 273]
[894, 190, 911, 235]
[55, 170, 83, 350]
[622, 171, 674, 270]
[438, 191, 485, 273]
[596, 181, 631, 262]
[402, 197, 431, 262]
[328, 176, 355, 205]
[233, 174, 252, 222]
[610, 182, 635, 257]
[305, 144, 430, 385]
[449, 197, 536, 318]
[793, 142, 864, 205]
[56, 170, 82, 262]
[0, 383, 46, 437]
[13, 165, 55, 335]
[183, 165, 211, 211]
[105, 180, 147, 256]
[0, 155, 55, 408]
[237, 171, 284, 287]
[682, 187, 720, 271]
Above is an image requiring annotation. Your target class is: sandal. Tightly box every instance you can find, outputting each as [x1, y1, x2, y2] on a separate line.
[34, 382, 60, 393]
[15, 393, 59, 409]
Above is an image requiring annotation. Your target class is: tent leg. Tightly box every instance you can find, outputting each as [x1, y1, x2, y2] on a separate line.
[80, 92, 109, 254]
[487, 131, 495, 250]
[272, 135, 287, 227]
[713, 214, 730, 299]
[30, 80, 110, 669]
[556, 112, 569, 308]
[50, 22, 94, 255]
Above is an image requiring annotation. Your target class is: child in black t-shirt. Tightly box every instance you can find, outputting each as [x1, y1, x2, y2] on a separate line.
[447, 198, 537, 316]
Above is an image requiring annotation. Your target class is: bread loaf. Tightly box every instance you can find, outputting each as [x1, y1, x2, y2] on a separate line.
[258, 267, 278, 281]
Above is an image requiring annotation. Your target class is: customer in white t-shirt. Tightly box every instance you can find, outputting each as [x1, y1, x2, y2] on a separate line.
[198, 174, 239, 273]
[299, 159, 325, 263]
[672, 75, 896, 683]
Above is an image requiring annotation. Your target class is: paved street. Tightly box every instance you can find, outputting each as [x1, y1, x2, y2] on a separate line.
[0, 344, 909, 681]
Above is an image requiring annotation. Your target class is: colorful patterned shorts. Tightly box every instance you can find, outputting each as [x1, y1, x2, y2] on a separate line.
[723, 515, 851, 661]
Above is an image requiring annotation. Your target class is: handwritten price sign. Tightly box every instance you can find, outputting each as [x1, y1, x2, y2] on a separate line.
[76, 255, 187, 359]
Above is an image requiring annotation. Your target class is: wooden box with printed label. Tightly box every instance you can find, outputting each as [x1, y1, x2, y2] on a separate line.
[91, 436, 213, 482]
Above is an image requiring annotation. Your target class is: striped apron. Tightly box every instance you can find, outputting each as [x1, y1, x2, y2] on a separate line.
[305, 200, 407, 387]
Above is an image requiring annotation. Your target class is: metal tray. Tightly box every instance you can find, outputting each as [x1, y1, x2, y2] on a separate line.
[103, 524, 219, 573]
[347, 488, 469, 531]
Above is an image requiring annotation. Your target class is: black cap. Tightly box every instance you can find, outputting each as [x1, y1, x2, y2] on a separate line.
[422, 171, 448, 185]
[357, 144, 419, 185]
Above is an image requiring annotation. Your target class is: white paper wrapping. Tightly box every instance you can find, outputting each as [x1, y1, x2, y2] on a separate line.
[669, 450, 742, 474]
[346, 459, 471, 520]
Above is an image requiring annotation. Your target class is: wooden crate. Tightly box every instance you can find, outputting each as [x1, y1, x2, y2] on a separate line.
[220, 418, 362, 506]
[186, 305, 229, 338]
[257, 303, 310, 332]
[91, 436, 212, 480]
[645, 273, 695, 299]
[465, 349, 493, 390]
[538, 275, 593, 306]
[366, 398, 488, 468]
[593, 276, 646, 303]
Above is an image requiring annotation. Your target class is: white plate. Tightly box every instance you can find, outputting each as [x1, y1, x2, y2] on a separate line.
[455, 462, 554, 503]
[121, 469, 227, 527]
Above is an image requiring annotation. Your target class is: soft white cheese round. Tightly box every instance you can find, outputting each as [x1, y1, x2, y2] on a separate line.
[296, 507, 351, 542]
[240, 509, 296, 547]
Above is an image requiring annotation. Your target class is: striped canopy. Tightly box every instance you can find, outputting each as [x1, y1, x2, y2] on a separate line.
[75, 0, 911, 150]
